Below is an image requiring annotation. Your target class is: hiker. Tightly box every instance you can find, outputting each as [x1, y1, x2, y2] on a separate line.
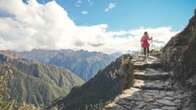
[140, 32, 152, 58]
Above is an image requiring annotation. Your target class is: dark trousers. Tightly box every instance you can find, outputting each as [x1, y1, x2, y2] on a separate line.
[143, 47, 149, 56]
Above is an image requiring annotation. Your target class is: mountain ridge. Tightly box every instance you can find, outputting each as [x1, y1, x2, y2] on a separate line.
[8, 49, 116, 80]
[0, 52, 84, 107]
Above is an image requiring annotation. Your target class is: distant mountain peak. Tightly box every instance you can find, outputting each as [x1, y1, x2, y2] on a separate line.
[15, 49, 116, 80]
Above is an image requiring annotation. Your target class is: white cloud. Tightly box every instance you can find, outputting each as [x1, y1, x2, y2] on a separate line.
[75, 0, 93, 7]
[75, 0, 83, 7]
[105, 2, 116, 12]
[0, 0, 178, 54]
[81, 10, 88, 15]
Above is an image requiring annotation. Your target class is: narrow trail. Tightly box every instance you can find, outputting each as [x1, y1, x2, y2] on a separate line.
[105, 55, 188, 110]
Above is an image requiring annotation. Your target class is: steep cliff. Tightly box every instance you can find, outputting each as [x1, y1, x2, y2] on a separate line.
[162, 10, 196, 109]
[162, 10, 196, 86]
[54, 54, 134, 110]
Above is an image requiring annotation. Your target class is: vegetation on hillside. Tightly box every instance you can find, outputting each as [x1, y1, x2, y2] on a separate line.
[0, 64, 40, 110]
[0, 53, 84, 109]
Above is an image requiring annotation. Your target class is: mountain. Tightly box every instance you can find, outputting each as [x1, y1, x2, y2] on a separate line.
[161, 10, 196, 109]
[0, 52, 84, 107]
[45, 11, 196, 110]
[17, 49, 116, 80]
[49, 54, 134, 110]
[0, 64, 40, 110]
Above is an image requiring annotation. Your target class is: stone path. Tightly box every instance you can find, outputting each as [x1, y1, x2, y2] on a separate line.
[104, 55, 188, 110]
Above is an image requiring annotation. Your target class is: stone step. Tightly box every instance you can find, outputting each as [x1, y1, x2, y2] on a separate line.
[133, 85, 173, 91]
[108, 88, 179, 110]
[133, 80, 173, 91]
[132, 55, 162, 70]
[134, 69, 170, 80]
[104, 86, 183, 110]
[134, 74, 169, 81]
[133, 62, 162, 70]
[132, 55, 160, 62]
[104, 56, 186, 110]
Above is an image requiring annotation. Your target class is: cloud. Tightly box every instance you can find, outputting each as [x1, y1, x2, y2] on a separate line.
[0, 0, 178, 54]
[75, 0, 83, 7]
[88, 42, 104, 47]
[81, 10, 88, 15]
[74, 40, 85, 47]
[105, 2, 116, 12]
[75, 0, 93, 7]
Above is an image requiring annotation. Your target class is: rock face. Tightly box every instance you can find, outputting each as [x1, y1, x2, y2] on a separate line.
[52, 54, 134, 110]
[0, 53, 84, 107]
[162, 12, 196, 85]
[161, 11, 196, 109]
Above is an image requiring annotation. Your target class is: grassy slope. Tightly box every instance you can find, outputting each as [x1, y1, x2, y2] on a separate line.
[0, 54, 84, 107]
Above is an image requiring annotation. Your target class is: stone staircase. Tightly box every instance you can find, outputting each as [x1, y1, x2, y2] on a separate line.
[104, 55, 188, 110]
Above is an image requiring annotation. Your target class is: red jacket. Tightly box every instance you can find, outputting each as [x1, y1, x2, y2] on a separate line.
[141, 35, 151, 48]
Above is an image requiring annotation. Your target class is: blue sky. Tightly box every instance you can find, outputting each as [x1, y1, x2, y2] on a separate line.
[38, 0, 196, 31]
[0, 0, 195, 53]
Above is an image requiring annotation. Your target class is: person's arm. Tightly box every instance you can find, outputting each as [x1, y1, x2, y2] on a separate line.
[147, 36, 152, 40]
